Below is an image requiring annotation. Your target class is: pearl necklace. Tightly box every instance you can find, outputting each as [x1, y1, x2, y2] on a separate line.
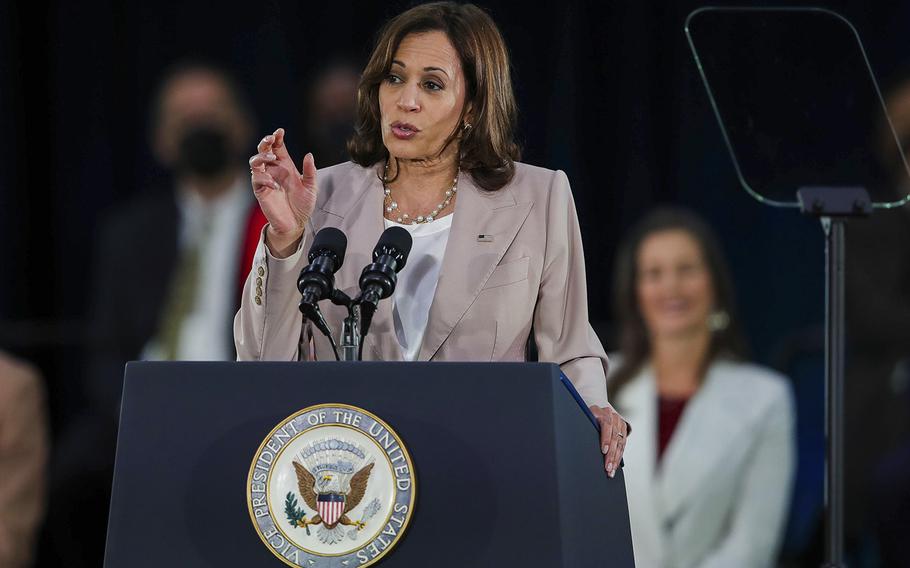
[383, 160, 458, 224]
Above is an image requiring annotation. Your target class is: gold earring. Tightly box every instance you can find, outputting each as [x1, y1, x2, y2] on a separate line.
[707, 310, 730, 332]
[462, 121, 472, 131]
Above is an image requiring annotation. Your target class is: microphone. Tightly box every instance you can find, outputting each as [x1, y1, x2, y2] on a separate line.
[358, 226, 412, 340]
[297, 228, 347, 358]
[297, 227, 347, 306]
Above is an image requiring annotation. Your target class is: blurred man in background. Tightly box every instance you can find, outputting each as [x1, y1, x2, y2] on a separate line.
[0, 351, 48, 568]
[88, 61, 263, 416]
[43, 61, 266, 567]
[88, 57, 361, 409]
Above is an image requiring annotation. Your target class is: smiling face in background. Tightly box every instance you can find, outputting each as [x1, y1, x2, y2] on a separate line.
[378, 31, 469, 162]
[636, 229, 715, 341]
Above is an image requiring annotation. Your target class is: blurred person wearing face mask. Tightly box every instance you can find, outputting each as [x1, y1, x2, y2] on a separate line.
[87, 61, 266, 419]
[607, 208, 795, 568]
[41, 62, 266, 568]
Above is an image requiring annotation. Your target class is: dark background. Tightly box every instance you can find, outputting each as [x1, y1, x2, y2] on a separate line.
[2, 0, 909, 566]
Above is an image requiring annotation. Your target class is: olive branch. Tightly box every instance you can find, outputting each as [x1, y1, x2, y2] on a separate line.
[284, 492, 310, 535]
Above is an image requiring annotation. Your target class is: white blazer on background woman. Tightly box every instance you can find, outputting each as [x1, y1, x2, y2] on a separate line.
[611, 357, 796, 568]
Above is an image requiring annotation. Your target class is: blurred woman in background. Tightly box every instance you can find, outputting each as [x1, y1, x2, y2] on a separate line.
[608, 208, 795, 568]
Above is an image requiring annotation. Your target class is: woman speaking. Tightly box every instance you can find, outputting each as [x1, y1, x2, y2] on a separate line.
[235, 2, 628, 475]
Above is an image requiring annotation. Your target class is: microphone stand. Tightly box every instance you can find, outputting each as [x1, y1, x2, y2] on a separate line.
[330, 290, 361, 361]
[299, 300, 341, 361]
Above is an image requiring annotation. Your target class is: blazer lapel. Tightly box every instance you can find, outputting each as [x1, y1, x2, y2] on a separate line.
[326, 165, 403, 362]
[617, 370, 665, 565]
[619, 370, 658, 487]
[416, 174, 532, 361]
[655, 365, 750, 527]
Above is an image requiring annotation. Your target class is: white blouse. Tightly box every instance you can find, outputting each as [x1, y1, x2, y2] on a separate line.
[143, 176, 251, 361]
[382, 214, 453, 361]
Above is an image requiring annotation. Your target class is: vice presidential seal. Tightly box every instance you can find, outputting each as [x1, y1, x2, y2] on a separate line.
[247, 404, 416, 567]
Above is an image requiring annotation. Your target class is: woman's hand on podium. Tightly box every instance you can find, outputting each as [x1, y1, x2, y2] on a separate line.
[590, 403, 629, 478]
[249, 127, 318, 258]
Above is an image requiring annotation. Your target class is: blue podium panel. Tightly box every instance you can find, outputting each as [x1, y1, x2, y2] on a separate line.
[104, 362, 634, 567]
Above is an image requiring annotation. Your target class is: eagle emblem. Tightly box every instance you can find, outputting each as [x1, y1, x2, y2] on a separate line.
[284, 438, 378, 544]
[249, 404, 416, 566]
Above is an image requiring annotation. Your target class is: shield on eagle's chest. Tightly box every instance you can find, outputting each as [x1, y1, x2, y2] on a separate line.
[317, 493, 345, 526]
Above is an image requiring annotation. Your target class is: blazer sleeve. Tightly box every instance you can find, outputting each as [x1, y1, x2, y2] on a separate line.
[234, 226, 313, 361]
[532, 170, 610, 408]
[694, 381, 796, 568]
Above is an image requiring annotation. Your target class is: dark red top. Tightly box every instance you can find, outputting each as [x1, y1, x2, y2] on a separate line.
[657, 395, 690, 462]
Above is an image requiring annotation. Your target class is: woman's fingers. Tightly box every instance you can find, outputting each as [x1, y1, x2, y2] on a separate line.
[598, 406, 613, 454]
[272, 127, 285, 148]
[255, 128, 299, 176]
[591, 405, 629, 478]
[272, 127, 296, 165]
[249, 129, 315, 235]
[300, 152, 317, 189]
[249, 151, 278, 171]
[594, 406, 614, 474]
[251, 171, 278, 195]
[605, 426, 621, 478]
[257, 134, 274, 154]
[612, 437, 626, 476]
[607, 413, 629, 478]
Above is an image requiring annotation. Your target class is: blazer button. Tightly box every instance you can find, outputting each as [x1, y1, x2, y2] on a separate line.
[258, 266, 265, 277]
[256, 286, 263, 296]
[255, 296, 262, 305]
[255, 277, 263, 287]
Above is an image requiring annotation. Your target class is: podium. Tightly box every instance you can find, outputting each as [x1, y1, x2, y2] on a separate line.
[104, 362, 634, 567]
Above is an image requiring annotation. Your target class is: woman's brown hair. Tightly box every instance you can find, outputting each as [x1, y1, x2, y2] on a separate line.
[607, 208, 749, 401]
[347, 2, 521, 191]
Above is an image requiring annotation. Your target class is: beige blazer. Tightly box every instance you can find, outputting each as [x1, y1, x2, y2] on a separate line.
[0, 352, 48, 568]
[612, 357, 795, 568]
[234, 161, 609, 407]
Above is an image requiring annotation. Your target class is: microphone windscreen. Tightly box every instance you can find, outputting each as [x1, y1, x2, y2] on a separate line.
[309, 227, 348, 268]
[373, 226, 413, 270]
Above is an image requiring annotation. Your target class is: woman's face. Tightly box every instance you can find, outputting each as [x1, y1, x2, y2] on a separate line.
[635, 229, 715, 341]
[378, 31, 469, 162]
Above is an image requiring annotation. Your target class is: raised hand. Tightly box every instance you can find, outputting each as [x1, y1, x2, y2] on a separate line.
[249, 127, 318, 258]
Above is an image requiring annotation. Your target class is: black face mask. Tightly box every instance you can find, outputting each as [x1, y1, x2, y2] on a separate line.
[176, 126, 232, 178]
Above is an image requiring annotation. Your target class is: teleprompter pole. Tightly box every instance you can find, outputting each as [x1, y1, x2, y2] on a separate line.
[822, 217, 845, 567]
[797, 186, 871, 568]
